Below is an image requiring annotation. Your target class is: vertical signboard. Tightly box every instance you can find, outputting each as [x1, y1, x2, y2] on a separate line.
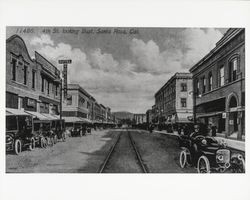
[58, 59, 72, 100]
[63, 64, 67, 99]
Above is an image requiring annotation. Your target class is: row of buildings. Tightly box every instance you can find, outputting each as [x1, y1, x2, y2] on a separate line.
[146, 28, 245, 141]
[6, 34, 117, 125]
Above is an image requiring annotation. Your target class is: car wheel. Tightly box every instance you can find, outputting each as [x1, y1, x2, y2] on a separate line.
[48, 137, 53, 147]
[14, 139, 22, 155]
[197, 156, 210, 173]
[79, 130, 83, 137]
[29, 137, 36, 151]
[179, 150, 187, 168]
[62, 132, 66, 142]
[40, 137, 45, 148]
[231, 155, 245, 173]
[54, 135, 58, 144]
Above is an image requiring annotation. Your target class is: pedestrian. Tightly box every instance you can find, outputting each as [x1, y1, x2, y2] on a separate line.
[211, 125, 217, 137]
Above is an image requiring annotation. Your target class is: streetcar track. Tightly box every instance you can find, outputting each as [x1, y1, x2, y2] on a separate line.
[98, 132, 122, 173]
[98, 129, 149, 173]
[127, 130, 149, 173]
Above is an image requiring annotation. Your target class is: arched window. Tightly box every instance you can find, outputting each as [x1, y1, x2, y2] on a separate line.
[208, 72, 213, 91]
[229, 57, 238, 82]
[229, 96, 237, 108]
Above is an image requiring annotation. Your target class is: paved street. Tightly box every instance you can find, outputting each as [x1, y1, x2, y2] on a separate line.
[6, 130, 119, 173]
[6, 129, 196, 173]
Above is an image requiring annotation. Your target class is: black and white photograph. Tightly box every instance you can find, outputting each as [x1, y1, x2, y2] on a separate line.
[5, 27, 245, 173]
[1, 1, 250, 200]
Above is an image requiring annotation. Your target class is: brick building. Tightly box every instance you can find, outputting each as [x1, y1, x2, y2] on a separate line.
[6, 35, 61, 117]
[154, 72, 193, 125]
[62, 84, 91, 121]
[190, 28, 245, 140]
[100, 104, 107, 122]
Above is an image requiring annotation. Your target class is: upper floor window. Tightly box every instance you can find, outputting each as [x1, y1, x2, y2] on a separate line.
[11, 58, 17, 81]
[67, 95, 72, 105]
[219, 66, 224, 87]
[229, 57, 238, 82]
[55, 85, 58, 96]
[202, 76, 206, 94]
[41, 77, 44, 92]
[47, 81, 50, 95]
[208, 72, 213, 91]
[23, 65, 27, 85]
[181, 98, 187, 108]
[196, 79, 200, 96]
[32, 70, 35, 89]
[181, 83, 187, 92]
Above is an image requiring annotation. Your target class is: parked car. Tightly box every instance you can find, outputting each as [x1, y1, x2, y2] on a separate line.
[178, 134, 245, 173]
[33, 120, 48, 148]
[33, 120, 56, 147]
[51, 119, 66, 142]
[6, 113, 36, 154]
[65, 122, 85, 137]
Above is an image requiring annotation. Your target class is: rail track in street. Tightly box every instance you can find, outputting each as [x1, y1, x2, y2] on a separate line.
[98, 129, 149, 173]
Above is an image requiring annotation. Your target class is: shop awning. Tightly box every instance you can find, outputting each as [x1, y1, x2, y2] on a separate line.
[41, 113, 59, 120]
[6, 108, 29, 116]
[175, 113, 193, 123]
[196, 112, 223, 118]
[80, 118, 92, 124]
[25, 111, 49, 120]
[62, 116, 84, 123]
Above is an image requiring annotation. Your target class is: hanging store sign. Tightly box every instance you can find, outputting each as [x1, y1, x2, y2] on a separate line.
[222, 112, 226, 119]
[27, 98, 36, 108]
[58, 59, 72, 64]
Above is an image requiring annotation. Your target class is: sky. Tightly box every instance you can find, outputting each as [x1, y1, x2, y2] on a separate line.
[6, 27, 228, 113]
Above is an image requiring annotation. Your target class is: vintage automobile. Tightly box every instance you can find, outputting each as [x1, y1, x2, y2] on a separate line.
[178, 134, 245, 173]
[33, 120, 57, 147]
[6, 113, 37, 155]
[65, 122, 85, 137]
[51, 119, 66, 142]
[33, 120, 48, 148]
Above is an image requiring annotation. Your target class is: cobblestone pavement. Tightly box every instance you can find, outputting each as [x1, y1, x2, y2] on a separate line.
[6, 129, 119, 173]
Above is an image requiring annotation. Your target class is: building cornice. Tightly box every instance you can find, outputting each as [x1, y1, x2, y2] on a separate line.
[190, 28, 244, 73]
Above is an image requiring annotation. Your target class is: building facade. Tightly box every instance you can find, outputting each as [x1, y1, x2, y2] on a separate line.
[154, 73, 193, 124]
[133, 114, 146, 124]
[190, 28, 245, 140]
[146, 109, 153, 124]
[62, 84, 90, 119]
[6, 35, 61, 116]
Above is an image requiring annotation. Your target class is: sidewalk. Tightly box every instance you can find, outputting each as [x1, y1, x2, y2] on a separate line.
[153, 130, 245, 152]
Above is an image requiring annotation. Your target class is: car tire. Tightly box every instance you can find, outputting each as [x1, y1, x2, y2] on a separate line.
[179, 150, 187, 168]
[79, 130, 83, 137]
[231, 155, 245, 173]
[197, 156, 210, 173]
[54, 135, 58, 144]
[48, 137, 53, 147]
[14, 139, 22, 155]
[29, 137, 36, 151]
[62, 132, 66, 142]
[40, 137, 46, 148]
